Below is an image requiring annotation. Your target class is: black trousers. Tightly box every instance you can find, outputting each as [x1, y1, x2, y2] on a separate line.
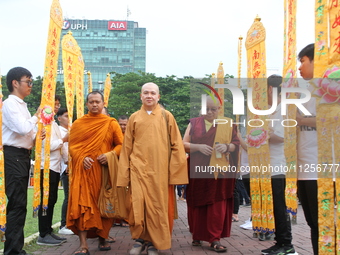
[4, 146, 31, 255]
[38, 169, 60, 237]
[298, 180, 318, 255]
[60, 171, 69, 228]
[271, 175, 292, 246]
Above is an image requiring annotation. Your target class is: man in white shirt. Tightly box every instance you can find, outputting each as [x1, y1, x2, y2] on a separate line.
[36, 96, 69, 246]
[261, 75, 296, 255]
[296, 43, 318, 255]
[56, 108, 73, 235]
[3, 67, 41, 255]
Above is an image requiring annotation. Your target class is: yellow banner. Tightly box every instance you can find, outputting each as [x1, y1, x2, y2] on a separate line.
[282, 0, 298, 217]
[217, 62, 224, 116]
[87, 71, 92, 94]
[33, 0, 63, 217]
[103, 73, 111, 106]
[245, 16, 274, 234]
[310, 0, 340, 253]
[0, 73, 5, 239]
[76, 49, 85, 119]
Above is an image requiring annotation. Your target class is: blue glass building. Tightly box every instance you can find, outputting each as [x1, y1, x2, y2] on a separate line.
[57, 19, 146, 90]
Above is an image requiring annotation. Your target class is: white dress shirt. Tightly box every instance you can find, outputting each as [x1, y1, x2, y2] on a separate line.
[59, 125, 69, 174]
[40, 121, 63, 173]
[2, 95, 38, 149]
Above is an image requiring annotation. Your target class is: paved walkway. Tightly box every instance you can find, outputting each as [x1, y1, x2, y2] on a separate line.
[26, 200, 312, 255]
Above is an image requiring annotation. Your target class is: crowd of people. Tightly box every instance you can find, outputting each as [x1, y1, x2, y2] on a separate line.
[1, 43, 320, 255]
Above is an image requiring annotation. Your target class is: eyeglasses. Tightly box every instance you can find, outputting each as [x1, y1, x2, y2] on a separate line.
[19, 80, 33, 87]
[206, 107, 218, 112]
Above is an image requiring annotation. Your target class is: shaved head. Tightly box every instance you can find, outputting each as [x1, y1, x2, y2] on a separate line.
[141, 82, 159, 93]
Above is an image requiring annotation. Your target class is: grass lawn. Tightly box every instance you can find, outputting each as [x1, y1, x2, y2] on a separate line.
[0, 187, 65, 251]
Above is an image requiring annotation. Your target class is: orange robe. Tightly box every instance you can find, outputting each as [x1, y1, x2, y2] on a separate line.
[117, 104, 188, 250]
[67, 113, 123, 238]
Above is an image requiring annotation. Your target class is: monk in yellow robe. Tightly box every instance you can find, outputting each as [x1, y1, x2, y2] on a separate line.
[67, 91, 123, 255]
[117, 82, 188, 255]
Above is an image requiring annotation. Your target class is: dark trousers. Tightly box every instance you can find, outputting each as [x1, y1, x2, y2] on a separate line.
[60, 171, 69, 228]
[4, 146, 31, 255]
[38, 169, 60, 237]
[233, 188, 239, 214]
[272, 175, 292, 246]
[298, 180, 318, 255]
[236, 179, 250, 204]
[242, 173, 251, 201]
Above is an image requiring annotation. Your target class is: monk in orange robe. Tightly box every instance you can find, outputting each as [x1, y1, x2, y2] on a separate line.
[117, 82, 188, 255]
[67, 91, 123, 255]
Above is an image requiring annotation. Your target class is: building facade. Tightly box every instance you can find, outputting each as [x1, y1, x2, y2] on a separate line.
[57, 19, 146, 90]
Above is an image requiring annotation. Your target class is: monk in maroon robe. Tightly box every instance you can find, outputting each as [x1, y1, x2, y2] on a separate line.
[183, 97, 239, 253]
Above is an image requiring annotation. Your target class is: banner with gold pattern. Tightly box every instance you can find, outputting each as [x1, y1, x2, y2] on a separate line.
[245, 16, 274, 234]
[33, 0, 63, 217]
[103, 73, 112, 106]
[87, 71, 92, 94]
[76, 49, 84, 119]
[309, 0, 340, 253]
[217, 62, 225, 116]
[282, 0, 298, 217]
[0, 73, 5, 239]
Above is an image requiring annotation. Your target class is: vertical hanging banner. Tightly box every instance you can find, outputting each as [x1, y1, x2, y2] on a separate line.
[236, 36, 243, 125]
[310, 0, 340, 253]
[61, 31, 78, 128]
[33, 0, 63, 217]
[217, 62, 225, 116]
[282, 0, 298, 217]
[245, 16, 274, 234]
[103, 73, 112, 107]
[87, 71, 93, 94]
[0, 74, 5, 239]
[76, 48, 85, 119]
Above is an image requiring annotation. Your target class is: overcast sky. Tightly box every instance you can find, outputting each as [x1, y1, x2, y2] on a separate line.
[0, 0, 314, 80]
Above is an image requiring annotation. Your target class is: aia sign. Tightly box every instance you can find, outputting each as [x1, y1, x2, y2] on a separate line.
[108, 21, 127, 31]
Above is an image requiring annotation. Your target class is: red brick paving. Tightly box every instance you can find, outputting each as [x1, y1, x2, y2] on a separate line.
[30, 200, 313, 255]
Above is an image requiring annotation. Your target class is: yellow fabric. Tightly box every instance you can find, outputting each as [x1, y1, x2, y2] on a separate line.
[245, 16, 274, 234]
[204, 119, 213, 131]
[76, 50, 84, 119]
[67, 113, 123, 238]
[33, 0, 63, 216]
[208, 116, 233, 180]
[87, 71, 92, 93]
[282, 0, 298, 216]
[117, 104, 188, 250]
[104, 74, 111, 107]
[0, 74, 5, 239]
[311, 1, 340, 253]
[217, 62, 225, 116]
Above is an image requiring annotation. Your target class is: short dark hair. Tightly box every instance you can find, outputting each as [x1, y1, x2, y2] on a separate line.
[57, 108, 68, 117]
[86, 90, 104, 102]
[118, 115, 129, 120]
[298, 43, 314, 62]
[6, 67, 32, 92]
[102, 106, 109, 115]
[55, 95, 61, 102]
[267, 74, 282, 94]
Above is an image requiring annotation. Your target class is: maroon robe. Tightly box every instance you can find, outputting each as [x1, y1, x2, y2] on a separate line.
[186, 116, 239, 243]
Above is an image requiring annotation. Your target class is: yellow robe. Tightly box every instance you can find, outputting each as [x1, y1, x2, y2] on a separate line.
[67, 113, 123, 238]
[117, 104, 188, 250]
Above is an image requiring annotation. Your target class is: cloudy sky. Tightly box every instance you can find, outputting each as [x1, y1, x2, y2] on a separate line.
[0, 0, 314, 79]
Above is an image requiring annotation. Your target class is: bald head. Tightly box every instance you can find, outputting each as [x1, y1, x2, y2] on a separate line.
[141, 82, 160, 111]
[141, 82, 159, 93]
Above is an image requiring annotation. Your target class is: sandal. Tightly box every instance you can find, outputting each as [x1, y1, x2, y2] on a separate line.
[98, 241, 111, 251]
[106, 236, 116, 243]
[192, 240, 202, 246]
[232, 217, 239, 222]
[74, 247, 90, 255]
[210, 241, 227, 253]
[120, 220, 129, 227]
